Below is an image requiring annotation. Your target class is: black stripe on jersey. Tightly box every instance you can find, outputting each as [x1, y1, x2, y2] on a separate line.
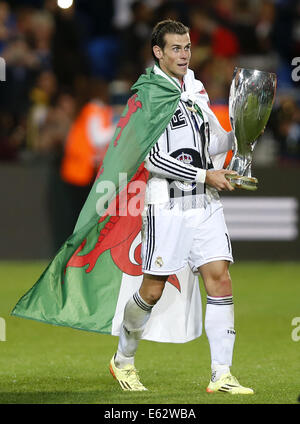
[145, 205, 155, 270]
[150, 148, 198, 176]
[145, 205, 152, 270]
[145, 205, 151, 270]
[148, 132, 199, 180]
[225, 233, 231, 254]
[151, 143, 158, 154]
[149, 205, 155, 269]
[180, 101, 197, 148]
[188, 111, 207, 170]
[192, 111, 203, 136]
[148, 149, 198, 181]
[191, 109, 201, 131]
[199, 121, 207, 170]
[166, 127, 170, 151]
[194, 114, 213, 170]
[148, 155, 197, 181]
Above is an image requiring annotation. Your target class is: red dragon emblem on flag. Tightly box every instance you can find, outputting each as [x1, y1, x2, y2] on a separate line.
[114, 94, 142, 147]
[65, 165, 181, 292]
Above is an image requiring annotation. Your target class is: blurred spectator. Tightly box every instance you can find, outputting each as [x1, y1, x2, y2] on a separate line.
[270, 95, 300, 165]
[153, 1, 184, 23]
[0, 1, 16, 53]
[189, 7, 240, 75]
[28, 9, 54, 69]
[113, 0, 164, 31]
[229, 0, 258, 55]
[255, 0, 275, 54]
[0, 0, 300, 168]
[212, 0, 235, 21]
[194, 56, 235, 100]
[118, 1, 154, 79]
[60, 79, 115, 188]
[0, 34, 41, 125]
[26, 69, 57, 153]
[113, 0, 135, 31]
[38, 87, 75, 159]
[14, 5, 35, 37]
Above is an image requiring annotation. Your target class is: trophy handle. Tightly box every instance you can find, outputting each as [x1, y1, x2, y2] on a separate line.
[226, 138, 258, 190]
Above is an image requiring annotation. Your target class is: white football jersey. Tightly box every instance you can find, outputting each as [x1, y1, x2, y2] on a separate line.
[144, 66, 234, 210]
[145, 100, 218, 210]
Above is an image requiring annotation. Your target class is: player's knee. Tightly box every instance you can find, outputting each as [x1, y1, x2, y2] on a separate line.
[214, 268, 231, 284]
[213, 273, 232, 294]
[205, 270, 232, 296]
[143, 292, 162, 305]
[140, 275, 167, 305]
[142, 286, 164, 305]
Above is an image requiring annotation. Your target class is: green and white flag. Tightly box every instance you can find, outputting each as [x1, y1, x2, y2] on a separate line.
[11, 67, 203, 343]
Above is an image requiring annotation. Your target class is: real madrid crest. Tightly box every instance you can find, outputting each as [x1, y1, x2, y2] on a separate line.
[155, 256, 164, 267]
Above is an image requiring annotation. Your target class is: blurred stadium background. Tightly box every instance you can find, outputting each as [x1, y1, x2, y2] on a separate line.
[0, 0, 299, 405]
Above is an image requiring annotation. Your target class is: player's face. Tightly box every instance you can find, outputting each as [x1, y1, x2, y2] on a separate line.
[154, 32, 191, 82]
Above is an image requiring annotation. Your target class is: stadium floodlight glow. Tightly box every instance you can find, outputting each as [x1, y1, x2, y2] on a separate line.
[57, 0, 73, 9]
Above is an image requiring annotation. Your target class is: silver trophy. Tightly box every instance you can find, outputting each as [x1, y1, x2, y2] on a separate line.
[226, 67, 277, 190]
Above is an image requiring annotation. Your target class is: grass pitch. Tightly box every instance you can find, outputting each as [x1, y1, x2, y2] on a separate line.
[0, 261, 299, 404]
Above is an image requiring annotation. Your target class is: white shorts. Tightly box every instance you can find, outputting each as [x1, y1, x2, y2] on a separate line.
[141, 200, 233, 275]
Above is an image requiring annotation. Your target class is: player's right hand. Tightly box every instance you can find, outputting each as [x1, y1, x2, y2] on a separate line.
[205, 169, 237, 191]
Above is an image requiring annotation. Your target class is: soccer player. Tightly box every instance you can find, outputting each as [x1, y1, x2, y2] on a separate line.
[109, 19, 254, 395]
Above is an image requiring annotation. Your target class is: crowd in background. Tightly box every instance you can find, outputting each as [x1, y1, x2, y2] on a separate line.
[0, 0, 300, 249]
[1, 0, 300, 164]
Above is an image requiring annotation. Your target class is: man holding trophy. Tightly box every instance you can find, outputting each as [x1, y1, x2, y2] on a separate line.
[110, 19, 276, 394]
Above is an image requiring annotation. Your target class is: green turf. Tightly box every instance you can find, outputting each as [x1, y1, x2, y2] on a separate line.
[0, 261, 299, 404]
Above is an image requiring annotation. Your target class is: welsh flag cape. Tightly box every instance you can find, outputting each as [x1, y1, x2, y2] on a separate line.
[12, 67, 206, 343]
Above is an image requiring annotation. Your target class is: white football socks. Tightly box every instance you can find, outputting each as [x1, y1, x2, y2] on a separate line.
[205, 295, 235, 382]
[115, 291, 153, 369]
[115, 292, 235, 379]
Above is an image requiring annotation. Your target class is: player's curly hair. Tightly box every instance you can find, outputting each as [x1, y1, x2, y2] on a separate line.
[151, 19, 189, 63]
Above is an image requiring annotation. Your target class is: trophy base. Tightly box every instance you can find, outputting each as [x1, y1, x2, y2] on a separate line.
[226, 175, 258, 191]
